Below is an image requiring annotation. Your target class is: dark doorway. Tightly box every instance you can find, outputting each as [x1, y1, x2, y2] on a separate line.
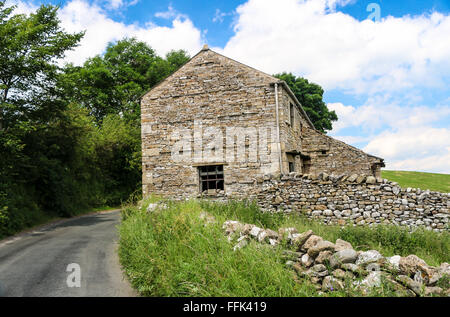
[302, 156, 312, 174]
[371, 164, 381, 178]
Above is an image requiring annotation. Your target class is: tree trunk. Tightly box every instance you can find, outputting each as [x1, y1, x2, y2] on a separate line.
[0, 85, 8, 131]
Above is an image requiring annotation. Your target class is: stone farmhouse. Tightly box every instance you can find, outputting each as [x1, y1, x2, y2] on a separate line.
[141, 45, 385, 198]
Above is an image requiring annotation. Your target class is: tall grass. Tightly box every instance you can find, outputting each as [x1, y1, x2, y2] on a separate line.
[200, 200, 449, 266]
[119, 198, 450, 297]
[119, 199, 317, 296]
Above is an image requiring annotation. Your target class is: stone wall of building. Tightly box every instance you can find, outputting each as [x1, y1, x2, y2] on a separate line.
[141, 48, 282, 198]
[141, 47, 386, 200]
[218, 173, 449, 232]
[278, 85, 308, 174]
[301, 127, 384, 177]
[275, 84, 384, 178]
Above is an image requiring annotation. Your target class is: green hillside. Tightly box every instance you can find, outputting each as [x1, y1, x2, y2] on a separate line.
[381, 170, 450, 193]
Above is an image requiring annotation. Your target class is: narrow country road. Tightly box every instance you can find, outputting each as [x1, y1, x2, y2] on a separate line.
[0, 210, 136, 297]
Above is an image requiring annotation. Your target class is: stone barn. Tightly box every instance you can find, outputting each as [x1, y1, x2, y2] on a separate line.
[140, 45, 385, 198]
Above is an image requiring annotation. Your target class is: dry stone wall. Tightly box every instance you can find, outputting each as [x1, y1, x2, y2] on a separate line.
[222, 219, 450, 296]
[218, 173, 449, 232]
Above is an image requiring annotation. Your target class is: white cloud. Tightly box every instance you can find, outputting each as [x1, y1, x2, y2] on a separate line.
[364, 127, 450, 160]
[8, 1, 203, 65]
[7, 0, 37, 14]
[7, 0, 449, 174]
[155, 4, 188, 20]
[364, 128, 450, 173]
[328, 99, 450, 173]
[155, 5, 176, 19]
[328, 100, 450, 134]
[219, 0, 450, 95]
[330, 134, 371, 145]
[101, 0, 139, 10]
[384, 151, 450, 174]
[105, 0, 123, 10]
[56, 0, 203, 65]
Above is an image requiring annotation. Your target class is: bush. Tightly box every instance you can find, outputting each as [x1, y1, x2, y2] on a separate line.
[0, 183, 50, 239]
[0, 106, 140, 238]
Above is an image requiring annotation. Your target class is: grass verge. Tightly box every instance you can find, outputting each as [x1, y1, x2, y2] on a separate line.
[119, 197, 449, 297]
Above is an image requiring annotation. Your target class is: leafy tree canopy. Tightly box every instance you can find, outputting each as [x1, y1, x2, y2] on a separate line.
[274, 72, 338, 133]
[60, 38, 190, 122]
[0, 2, 84, 131]
[0, 4, 189, 236]
[0, 2, 87, 227]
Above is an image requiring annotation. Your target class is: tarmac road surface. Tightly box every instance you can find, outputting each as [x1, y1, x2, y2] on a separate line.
[0, 210, 136, 297]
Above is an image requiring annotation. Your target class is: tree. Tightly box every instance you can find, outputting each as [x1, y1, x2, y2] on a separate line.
[0, 2, 83, 183]
[0, 3, 84, 232]
[0, 4, 193, 235]
[274, 73, 338, 133]
[60, 38, 190, 122]
[0, 2, 84, 131]
[57, 39, 191, 207]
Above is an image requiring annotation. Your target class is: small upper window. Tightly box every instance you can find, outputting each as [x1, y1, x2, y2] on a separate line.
[289, 162, 295, 173]
[287, 153, 296, 173]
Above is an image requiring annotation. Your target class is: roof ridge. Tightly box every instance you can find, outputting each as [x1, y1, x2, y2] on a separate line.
[206, 47, 280, 82]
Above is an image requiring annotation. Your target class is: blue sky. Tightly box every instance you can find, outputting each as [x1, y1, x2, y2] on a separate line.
[8, 0, 450, 173]
[43, 0, 450, 47]
[57, 0, 450, 47]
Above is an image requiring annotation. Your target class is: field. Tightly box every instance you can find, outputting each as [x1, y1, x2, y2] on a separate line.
[119, 197, 449, 297]
[381, 170, 450, 193]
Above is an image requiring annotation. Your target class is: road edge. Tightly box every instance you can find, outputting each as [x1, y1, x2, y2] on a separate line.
[0, 208, 121, 247]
